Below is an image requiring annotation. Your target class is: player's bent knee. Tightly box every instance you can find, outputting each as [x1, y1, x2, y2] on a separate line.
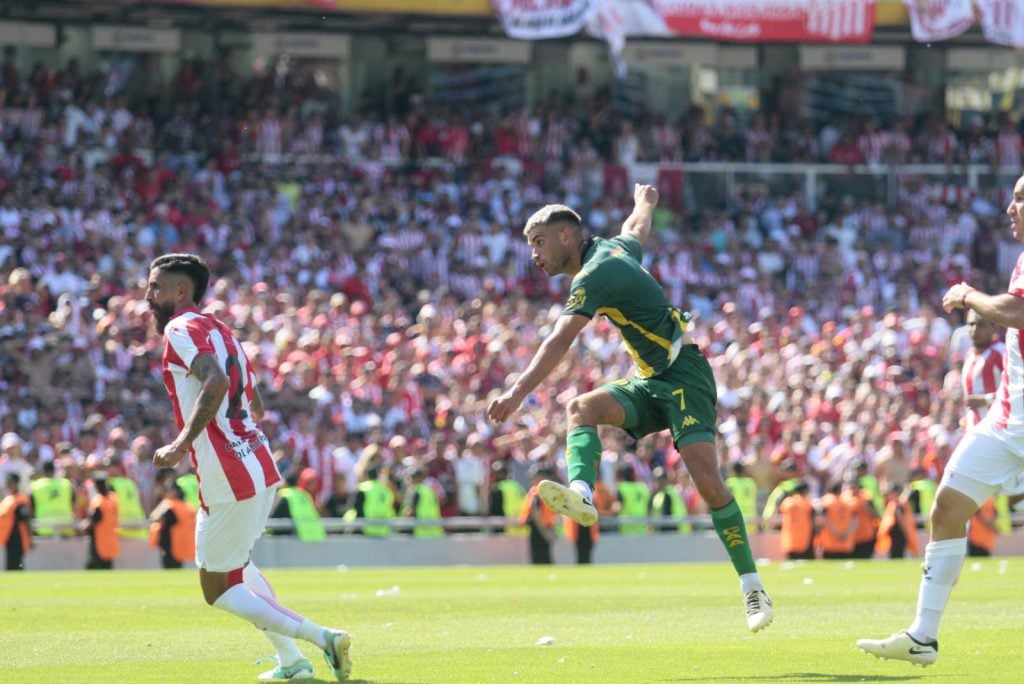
[566, 392, 622, 427]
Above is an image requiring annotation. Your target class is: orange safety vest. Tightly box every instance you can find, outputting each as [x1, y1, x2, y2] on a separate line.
[875, 498, 920, 557]
[563, 517, 599, 544]
[968, 498, 999, 553]
[779, 493, 814, 554]
[90, 492, 120, 562]
[148, 498, 197, 563]
[842, 490, 878, 545]
[519, 485, 558, 528]
[0, 492, 32, 552]
[817, 493, 856, 554]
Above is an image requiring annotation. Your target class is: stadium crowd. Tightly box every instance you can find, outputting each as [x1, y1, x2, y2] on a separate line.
[0, 48, 1022, 559]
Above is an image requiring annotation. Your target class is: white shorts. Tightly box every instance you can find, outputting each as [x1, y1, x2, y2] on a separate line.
[195, 487, 277, 572]
[941, 421, 1024, 506]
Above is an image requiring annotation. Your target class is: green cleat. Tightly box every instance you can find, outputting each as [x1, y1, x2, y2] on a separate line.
[321, 629, 353, 681]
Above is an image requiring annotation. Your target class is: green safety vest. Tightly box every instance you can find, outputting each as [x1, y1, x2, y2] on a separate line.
[176, 474, 200, 509]
[278, 487, 326, 541]
[617, 481, 651, 535]
[30, 477, 74, 537]
[110, 476, 148, 540]
[358, 480, 395, 537]
[652, 485, 691, 533]
[996, 495, 1013, 536]
[413, 484, 444, 538]
[725, 475, 759, 524]
[909, 479, 937, 525]
[858, 474, 884, 515]
[496, 479, 529, 537]
[761, 478, 801, 522]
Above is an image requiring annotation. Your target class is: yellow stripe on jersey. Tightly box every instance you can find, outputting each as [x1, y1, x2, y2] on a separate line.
[597, 306, 673, 378]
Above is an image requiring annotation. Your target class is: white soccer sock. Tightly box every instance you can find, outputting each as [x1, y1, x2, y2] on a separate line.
[243, 564, 305, 667]
[214, 584, 302, 638]
[570, 480, 593, 501]
[908, 538, 966, 642]
[739, 572, 764, 594]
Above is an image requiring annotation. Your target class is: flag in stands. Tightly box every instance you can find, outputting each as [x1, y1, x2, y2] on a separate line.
[976, 0, 1024, 48]
[903, 0, 974, 42]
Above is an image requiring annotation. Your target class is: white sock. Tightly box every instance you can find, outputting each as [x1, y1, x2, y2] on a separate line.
[214, 584, 302, 638]
[570, 480, 593, 501]
[908, 538, 966, 642]
[214, 584, 329, 650]
[244, 564, 305, 667]
[739, 572, 764, 594]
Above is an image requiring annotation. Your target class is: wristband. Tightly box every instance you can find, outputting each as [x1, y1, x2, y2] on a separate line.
[961, 288, 972, 310]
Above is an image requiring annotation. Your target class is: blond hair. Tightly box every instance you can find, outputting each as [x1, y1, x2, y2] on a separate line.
[523, 204, 582, 236]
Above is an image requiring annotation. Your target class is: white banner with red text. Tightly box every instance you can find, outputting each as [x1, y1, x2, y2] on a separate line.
[902, 0, 974, 42]
[976, 0, 1024, 48]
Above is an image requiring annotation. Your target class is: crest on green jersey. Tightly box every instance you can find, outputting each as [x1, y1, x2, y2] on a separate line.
[566, 287, 586, 309]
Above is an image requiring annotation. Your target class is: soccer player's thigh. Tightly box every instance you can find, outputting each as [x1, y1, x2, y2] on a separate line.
[941, 426, 1024, 508]
[602, 378, 664, 436]
[196, 488, 277, 572]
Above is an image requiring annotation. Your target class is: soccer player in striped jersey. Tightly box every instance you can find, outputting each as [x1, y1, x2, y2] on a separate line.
[962, 309, 1004, 428]
[858, 174, 1024, 666]
[146, 254, 352, 681]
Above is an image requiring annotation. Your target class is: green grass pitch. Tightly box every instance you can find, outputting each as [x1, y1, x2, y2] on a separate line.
[2, 558, 1023, 682]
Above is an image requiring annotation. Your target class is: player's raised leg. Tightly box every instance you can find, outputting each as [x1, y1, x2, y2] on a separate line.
[244, 563, 314, 680]
[538, 389, 623, 526]
[679, 440, 773, 632]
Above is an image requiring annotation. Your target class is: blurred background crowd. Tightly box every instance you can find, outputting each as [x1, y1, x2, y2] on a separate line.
[0, 44, 1020, 554]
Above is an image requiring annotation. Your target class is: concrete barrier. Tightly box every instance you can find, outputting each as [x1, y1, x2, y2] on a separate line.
[8, 529, 1024, 571]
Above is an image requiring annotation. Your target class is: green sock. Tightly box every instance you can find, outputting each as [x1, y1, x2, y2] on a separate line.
[566, 426, 601, 485]
[711, 499, 757, 576]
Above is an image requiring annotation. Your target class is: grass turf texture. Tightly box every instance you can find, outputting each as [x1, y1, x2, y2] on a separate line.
[2, 559, 1023, 682]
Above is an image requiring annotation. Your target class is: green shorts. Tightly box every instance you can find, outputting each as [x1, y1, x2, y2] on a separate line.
[603, 344, 717, 449]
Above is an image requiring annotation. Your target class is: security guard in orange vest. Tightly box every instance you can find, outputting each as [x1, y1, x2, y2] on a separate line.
[148, 483, 197, 569]
[82, 471, 119, 570]
[1, 473, 32, 570]
[875, 484, 920, 559]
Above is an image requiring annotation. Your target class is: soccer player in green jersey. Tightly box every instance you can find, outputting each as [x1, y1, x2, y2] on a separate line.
[487, 184, 773, 632]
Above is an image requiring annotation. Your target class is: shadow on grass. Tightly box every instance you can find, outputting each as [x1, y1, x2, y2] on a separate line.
[662, 674, 949, 682]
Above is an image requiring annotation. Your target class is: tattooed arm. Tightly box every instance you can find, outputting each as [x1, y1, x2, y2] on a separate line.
[153, 354, 229, 467]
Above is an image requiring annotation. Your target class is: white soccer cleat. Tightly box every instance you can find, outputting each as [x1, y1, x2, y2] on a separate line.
[857, 630, 938, 666]
[745, 590, 774, 632]
[538, 480, 598, 527]
[256, 656, 314, 680]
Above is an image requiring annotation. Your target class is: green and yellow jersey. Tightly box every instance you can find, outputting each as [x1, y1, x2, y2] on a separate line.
[564, 235, 689, 378]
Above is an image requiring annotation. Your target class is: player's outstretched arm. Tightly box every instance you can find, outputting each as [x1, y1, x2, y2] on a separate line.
[945, 283, 1024, 329]
[487, 313, 589, 423]
[619, 183, 659, 246]
[154, 353, 229, 467]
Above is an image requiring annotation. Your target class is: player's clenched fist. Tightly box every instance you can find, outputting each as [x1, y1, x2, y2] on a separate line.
[634, 183, 658, 207]
[487, 390, 522, 424]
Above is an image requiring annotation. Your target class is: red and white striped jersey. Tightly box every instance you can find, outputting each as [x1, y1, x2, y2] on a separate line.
[963, 341, 1005, 427]
[162, 306, 280, 506]
[992, 252, 1024, 431]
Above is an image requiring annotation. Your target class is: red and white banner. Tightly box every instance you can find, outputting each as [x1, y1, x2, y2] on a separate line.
[903, 0, 973, 42]
[976, 0, 1024, 48]
[491, 0, 595, 40]
[652, 0, 875, 43]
